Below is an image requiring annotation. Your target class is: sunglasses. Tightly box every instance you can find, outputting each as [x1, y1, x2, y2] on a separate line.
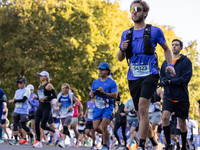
[130, 6, 143, 13]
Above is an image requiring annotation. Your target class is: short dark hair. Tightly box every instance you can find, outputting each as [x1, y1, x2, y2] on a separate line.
[130, 0, 150, 13]
[172, 39, 183, 49]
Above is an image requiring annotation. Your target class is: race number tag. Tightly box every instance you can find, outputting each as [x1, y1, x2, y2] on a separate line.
[28, 103, 32, 109]
[61, 107, 68, 114]
[37, 89, 45, 99]
[131, 62, 151, 77]
[149, 103, 156, 113]
[95, 97, 109, 109]
[78, 125, 85, 130]
[88, 109, 93, 120]
[16, 102, 22, 108]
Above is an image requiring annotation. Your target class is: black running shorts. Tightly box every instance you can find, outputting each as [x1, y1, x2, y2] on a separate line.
[128, 74, 159, 111]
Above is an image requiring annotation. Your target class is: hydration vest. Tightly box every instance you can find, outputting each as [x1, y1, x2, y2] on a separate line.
[125, 24, 155, 63]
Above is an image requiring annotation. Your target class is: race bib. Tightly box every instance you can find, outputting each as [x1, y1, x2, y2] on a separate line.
[28, 103, 32, 109]
[88, 109, 93, 120]
[131, 62, 151, 77]
[16, 102, 22, 108]
[78, 125, 85, 130]
[95, 97, 109, 109]
[37, 89, 45, 98]
[149, 103, 156, 113]
[61, 107, 68, 114]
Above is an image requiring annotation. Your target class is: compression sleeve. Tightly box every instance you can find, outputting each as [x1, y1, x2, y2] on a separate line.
[14, 96, 28, 103]
[45, 89, 57, 101]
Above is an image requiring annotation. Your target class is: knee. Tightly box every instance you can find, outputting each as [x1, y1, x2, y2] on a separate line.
[162, 114, 170, 124]
[138, 105, 148, 118]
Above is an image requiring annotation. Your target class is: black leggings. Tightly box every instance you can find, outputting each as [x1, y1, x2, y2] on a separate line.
[114, 122, 127, 146]
[35, 103, 55, 141]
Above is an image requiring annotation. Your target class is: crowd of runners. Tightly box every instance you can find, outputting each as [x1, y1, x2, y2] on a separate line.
[0, 0, 198, 150]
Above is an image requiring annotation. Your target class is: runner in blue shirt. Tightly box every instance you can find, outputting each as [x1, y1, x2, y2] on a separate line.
[117, 1, 175, 150]
[8, 77, 34, 145]
[89, 62, 118, 150]
[0, 81, 7, 143]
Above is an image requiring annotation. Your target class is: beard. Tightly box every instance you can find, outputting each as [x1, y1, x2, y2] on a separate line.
[132, 14, 144, 23]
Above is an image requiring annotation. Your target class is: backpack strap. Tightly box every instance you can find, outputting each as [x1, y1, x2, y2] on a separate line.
[125, 24, 155, 65]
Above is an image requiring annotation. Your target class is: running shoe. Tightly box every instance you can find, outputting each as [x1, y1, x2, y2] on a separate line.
[115, 143, 121, 149]
[54, 140, 59, 146]
[33, 140, 38, 145]
[58, 140, 65, 148]
[136, 147, 143, 150]
[0, 139, 4, 144]
[74, 141, 80, 148]
[9, 139, 19, 145]
[101, 145, 109, 150]
[33, 141, 42, 148]
[91, 145, 97, 149]
[19, 139, 28, 145]
[69, 138, 74, 147]
[47, 140, 53, 145]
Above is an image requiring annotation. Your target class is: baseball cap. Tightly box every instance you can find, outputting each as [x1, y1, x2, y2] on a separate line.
[27, 84, 34, 90]
[97, 62, 110, 70]
[17, 77, 27, 83]
[37, 71, 49, 78]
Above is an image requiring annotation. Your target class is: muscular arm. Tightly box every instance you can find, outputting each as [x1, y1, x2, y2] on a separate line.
[117, 50, 125, 61]
[105, 92, 118, 100]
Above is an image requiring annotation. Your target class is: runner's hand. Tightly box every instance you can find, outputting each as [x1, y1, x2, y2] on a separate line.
[39, 97, 46, 102]
[33, 96, 37, 99]
[166, 66, 176, 76]
[68, 105, 73, 111]
[9, 99, 14, 103]
[121, 40, 130, 51]
[97, 87, 105, 94]
[89, 91, 95, 98]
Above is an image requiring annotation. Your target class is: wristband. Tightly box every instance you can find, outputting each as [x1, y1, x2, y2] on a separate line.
[167, 64, 174, 67]
[120, 47, 126, 53]
[103, 92, 107, 98]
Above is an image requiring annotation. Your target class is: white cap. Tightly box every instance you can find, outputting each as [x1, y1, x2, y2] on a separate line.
[37, 71, 49, 78]
[3, 102, 7, 106]
[27, 84, 34, 90]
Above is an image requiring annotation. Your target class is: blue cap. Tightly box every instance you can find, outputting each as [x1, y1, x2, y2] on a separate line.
[97, 62, 110, 70]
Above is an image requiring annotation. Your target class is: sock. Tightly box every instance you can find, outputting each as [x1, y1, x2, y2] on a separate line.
[49, 136, 53, 142]
[192, 144, 195, 149]
[176, 141, 180, 150]
[149, 137, 158, 146]
[181, 131, 187, 149]
[0, 126, 2, 139]
[163, 125, 171, 145]
[14, 135, 18, 141]
[139, 139, 146, 149]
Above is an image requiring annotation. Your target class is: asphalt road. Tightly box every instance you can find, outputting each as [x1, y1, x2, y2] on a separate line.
[0, 142, 125, 150]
